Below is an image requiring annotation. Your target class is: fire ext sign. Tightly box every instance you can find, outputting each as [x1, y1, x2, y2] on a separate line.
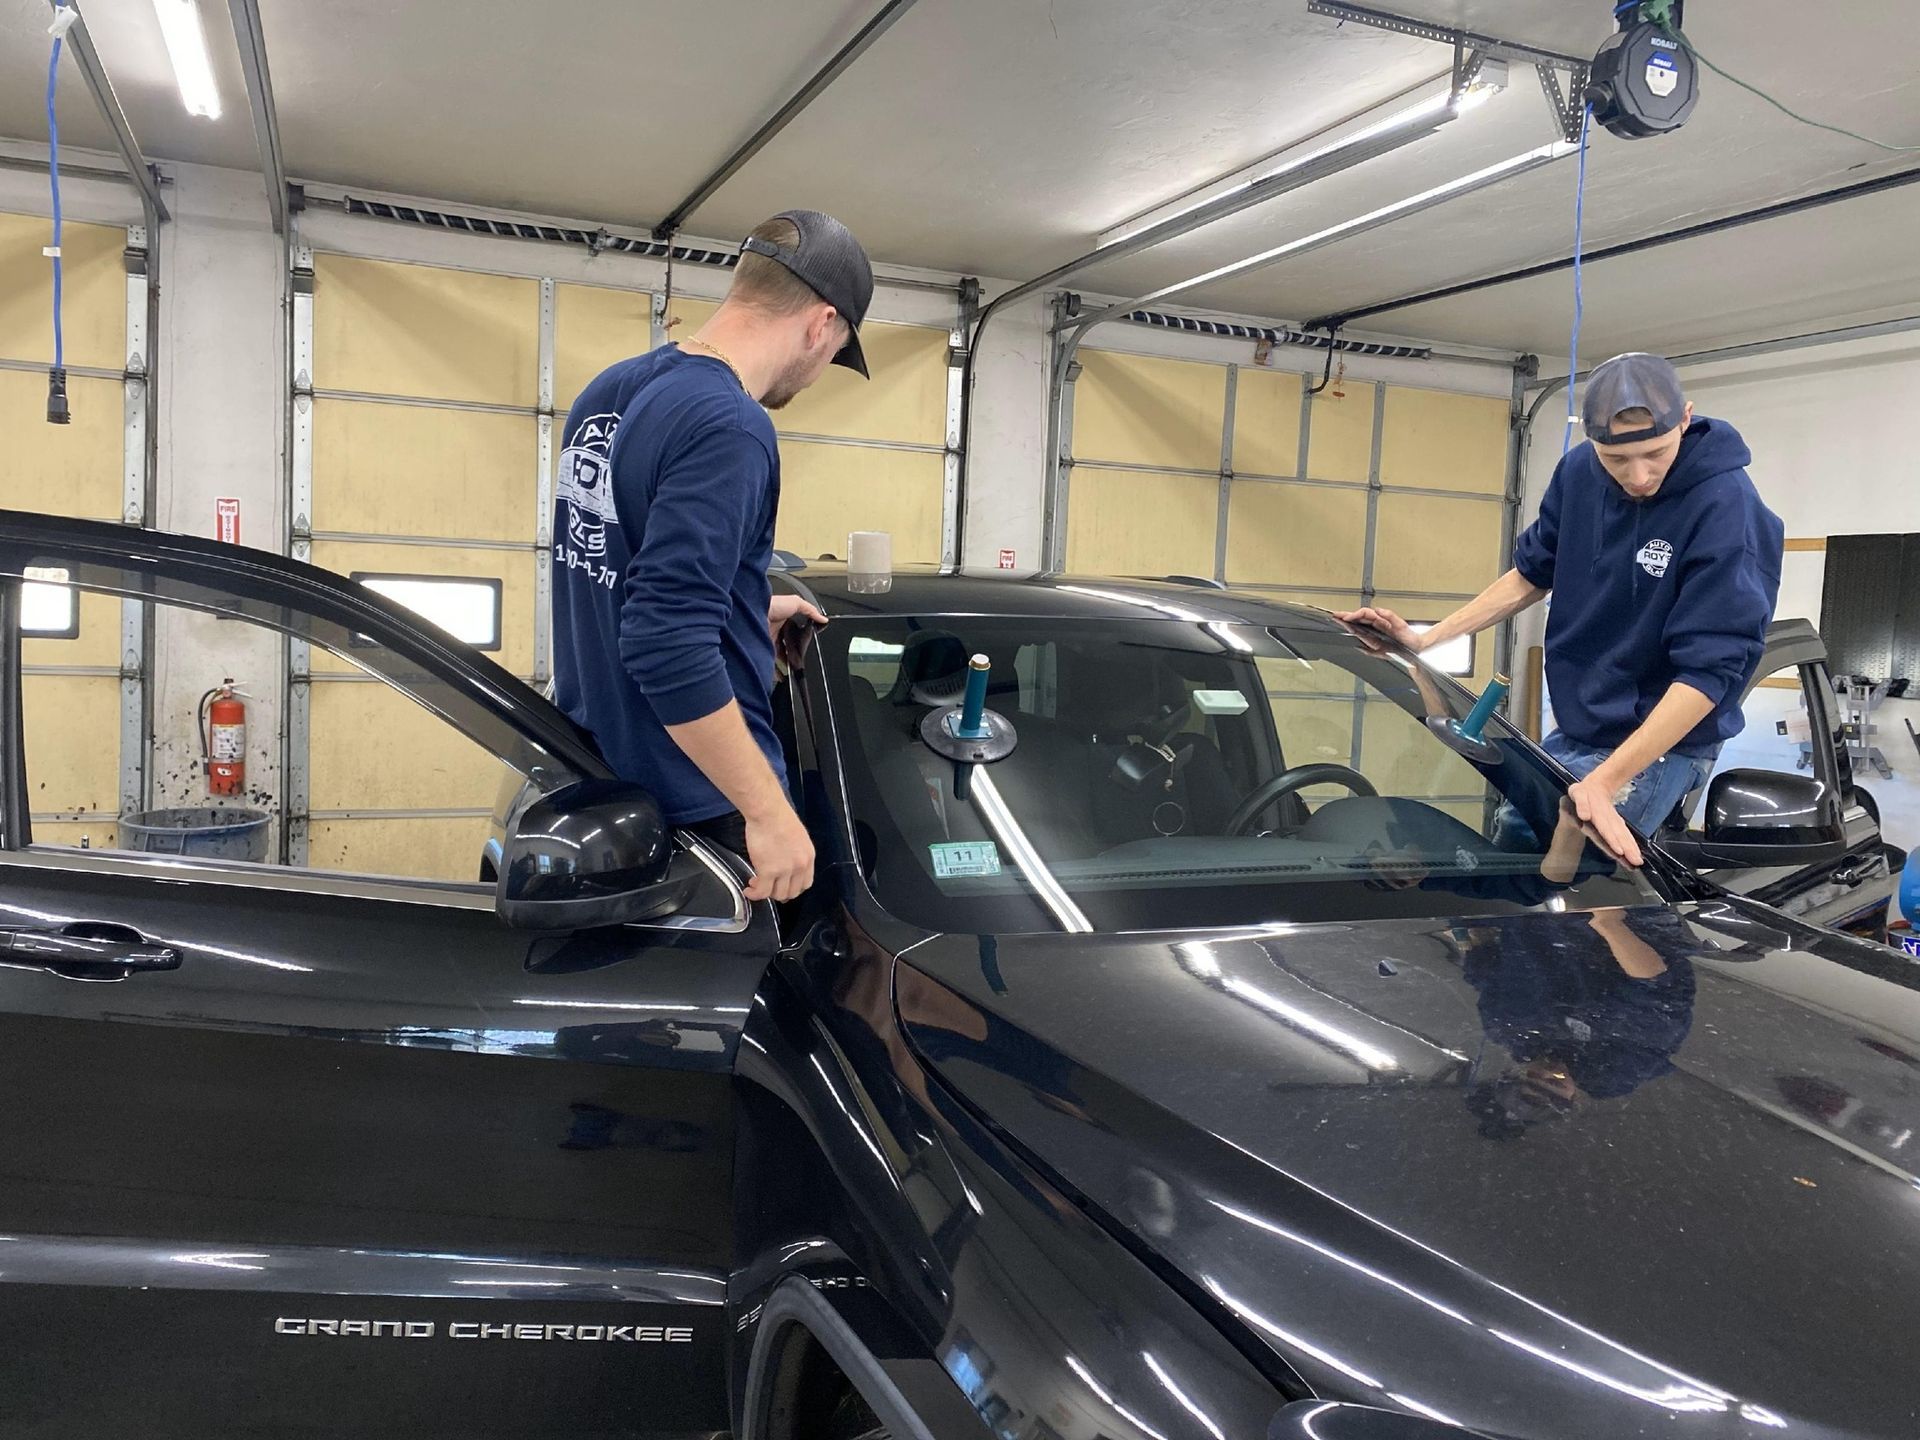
[215, 498, 241, 545]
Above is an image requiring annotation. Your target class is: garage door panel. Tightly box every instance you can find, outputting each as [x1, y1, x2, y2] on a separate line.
[308, 541, 535, 677]
[1371, 493, 1502, 596]
[0, 370, 123, 519]
[25, 587, 120, 670]
[1065, 469, 1216, 578]
[1231, 367, 1303, 478]
[309, 683, 505, 812]
[32, 819, 120, 849]
[1265, 697, 1356, 768]
[307, 815, 493, 885]
[0, 214, 125, 371]
[773, 322, 948, 447]
[1076, 351, 1225, 471]
[555, 283, 653, 412]
[1380, 387, 1508, 493]
[312, 399, 533, 541]
[776, 442, 943, 567]
[1305, 386, 1375, 484]
[313, 255, 538, 406]
[22, 674, 118, 817]
[1362, 701, 1484, 798]
[1226, 483, 1366, 589]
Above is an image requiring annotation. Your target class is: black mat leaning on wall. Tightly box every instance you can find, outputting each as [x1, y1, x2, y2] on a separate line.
[1820, 533, 1920, 683]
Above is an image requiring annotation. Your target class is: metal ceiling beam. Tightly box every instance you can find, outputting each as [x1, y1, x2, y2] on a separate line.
[1060, 141, 1578, 338]
[650, 0, 923, 238]
[226, 0, 288, 234]
[54, 1, 170, 223]
[1305, 1, 1588, 73]
[1310, 162, 1920, 330]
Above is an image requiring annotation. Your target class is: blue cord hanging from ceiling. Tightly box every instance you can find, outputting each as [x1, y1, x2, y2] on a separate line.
[45, 2, 73, 424]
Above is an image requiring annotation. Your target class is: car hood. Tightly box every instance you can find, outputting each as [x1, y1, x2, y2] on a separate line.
[897, 901, 1920, 1440]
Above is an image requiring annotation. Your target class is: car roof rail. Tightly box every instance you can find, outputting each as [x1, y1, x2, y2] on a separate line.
[1162, 574, 1226, 590]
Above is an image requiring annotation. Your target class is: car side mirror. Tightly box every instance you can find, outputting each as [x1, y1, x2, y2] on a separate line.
[495, 780, 697, 931]
[1659, 766, 1846, 868]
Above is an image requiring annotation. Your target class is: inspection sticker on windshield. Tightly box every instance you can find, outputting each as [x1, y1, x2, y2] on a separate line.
[930, 841, 1002, 879]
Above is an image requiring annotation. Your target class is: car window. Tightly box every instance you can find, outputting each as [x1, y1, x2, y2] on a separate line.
[823, 617, 1659, 934]
[18, 578, 525, 885]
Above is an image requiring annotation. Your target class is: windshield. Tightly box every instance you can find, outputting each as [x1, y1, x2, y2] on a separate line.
[822, 616, 1661, 933]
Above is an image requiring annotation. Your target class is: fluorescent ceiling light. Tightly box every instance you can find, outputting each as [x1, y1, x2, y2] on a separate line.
[1098, 62, 1509, 250]
[1071, 135, 1578, 333]
[153, 0, 222, 119]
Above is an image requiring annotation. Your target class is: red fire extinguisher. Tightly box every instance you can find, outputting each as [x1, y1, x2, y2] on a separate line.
[199, 681, 247, 797]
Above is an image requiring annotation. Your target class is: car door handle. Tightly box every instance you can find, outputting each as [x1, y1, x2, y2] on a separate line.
[0, 925, 182, 974]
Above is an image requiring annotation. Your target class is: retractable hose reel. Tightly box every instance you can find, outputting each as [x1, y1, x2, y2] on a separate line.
[920, 655, 1017, 801]
[1586, 0, 1698, 140]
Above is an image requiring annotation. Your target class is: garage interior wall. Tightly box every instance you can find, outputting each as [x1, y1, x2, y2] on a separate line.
[2, 147, 1531, 875]
[1063, 329, 1515, 817]
[1519, 329, 1920, 849]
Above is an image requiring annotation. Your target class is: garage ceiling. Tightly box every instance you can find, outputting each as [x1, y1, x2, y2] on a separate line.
[1, 0, 1916, 356]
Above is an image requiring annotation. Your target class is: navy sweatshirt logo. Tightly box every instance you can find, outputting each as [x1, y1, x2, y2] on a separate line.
[1513, 417, 1784, 754]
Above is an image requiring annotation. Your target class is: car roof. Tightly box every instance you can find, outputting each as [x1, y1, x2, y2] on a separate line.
[779, 562, 1355, 632]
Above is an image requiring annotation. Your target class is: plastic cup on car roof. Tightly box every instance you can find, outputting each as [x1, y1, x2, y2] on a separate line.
[847, 529, 893, 594]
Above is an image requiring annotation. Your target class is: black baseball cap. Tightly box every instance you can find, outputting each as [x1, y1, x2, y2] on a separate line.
[740, 210, 874, 377]
[1582, 352, 1687, 445]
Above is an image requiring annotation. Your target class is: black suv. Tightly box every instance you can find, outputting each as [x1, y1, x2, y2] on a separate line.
[2, 513, 1916, 1440]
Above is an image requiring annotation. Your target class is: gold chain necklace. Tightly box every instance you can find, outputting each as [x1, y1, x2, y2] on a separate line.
[682, 336, 745, 390]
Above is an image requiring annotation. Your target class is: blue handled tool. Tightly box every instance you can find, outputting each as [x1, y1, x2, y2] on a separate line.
[921, 654, 1017, 801]
[1458, 674, 1511, 744]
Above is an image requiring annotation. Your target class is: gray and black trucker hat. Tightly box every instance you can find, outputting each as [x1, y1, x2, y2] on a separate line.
[1582, 352, 1686, 445]
[740, 210, 874, 377]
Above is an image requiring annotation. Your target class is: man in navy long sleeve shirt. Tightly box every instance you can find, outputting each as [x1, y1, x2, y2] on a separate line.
[552, 211, 874, 901]
[1342, 353, 1784, 866]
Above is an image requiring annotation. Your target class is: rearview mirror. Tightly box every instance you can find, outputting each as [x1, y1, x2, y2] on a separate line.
[495, 780, 697, 931]
[1659, 767, 1846, 868]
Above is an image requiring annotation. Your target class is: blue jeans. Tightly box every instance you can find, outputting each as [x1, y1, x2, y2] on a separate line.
[1495, 730, 1718, 850]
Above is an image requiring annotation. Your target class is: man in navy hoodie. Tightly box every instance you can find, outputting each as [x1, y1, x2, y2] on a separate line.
[1342, 353, 1784, 866]
[551, 211, 873, 903]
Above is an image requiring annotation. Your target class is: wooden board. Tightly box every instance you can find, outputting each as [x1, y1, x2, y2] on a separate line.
[1226, 482, 1367, 589]
[776, 442, 944, 566]
[0, 213, 125, 371]
[1379, 386, 1508, 493]
[308, 682, 507, 813]
[1231, 367, 1303, 478]
[554, 282, 653, 412]
[312, 399, 535, 543]
[1304, 384, 1375, 484]
[313, 255, 538, 406]
[1065, 468, 1217, 578]
[1370, 493, 1502, 596]
[307, 815, 493, 885]
[0, 369, 124, 520]
[22, 673, 118, 822]
[1075, 350, 1226, 472]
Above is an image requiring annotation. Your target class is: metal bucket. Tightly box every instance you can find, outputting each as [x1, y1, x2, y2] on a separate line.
[117, 807, 271, 863]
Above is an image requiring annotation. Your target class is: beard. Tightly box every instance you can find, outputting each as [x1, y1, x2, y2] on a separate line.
[760, 353, 818, 411]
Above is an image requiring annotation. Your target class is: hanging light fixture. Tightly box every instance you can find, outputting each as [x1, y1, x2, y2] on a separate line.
[152, 0, 222, 118]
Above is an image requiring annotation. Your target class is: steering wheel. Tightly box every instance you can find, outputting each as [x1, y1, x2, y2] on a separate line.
[1226, 763, 1378, 836]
